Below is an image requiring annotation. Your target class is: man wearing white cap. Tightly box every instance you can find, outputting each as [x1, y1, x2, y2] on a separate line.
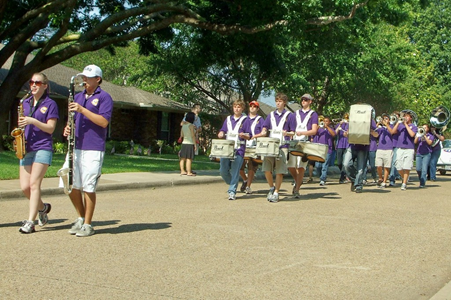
[63, 64, 113, 237]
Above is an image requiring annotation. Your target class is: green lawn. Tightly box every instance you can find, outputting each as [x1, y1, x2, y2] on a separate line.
[0, 151, 219, 180]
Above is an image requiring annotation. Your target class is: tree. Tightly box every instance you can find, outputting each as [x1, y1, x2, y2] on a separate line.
[0, 0, 373, 148]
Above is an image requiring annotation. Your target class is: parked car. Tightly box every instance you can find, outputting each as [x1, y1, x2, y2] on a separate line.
[437, 139, 451, 175]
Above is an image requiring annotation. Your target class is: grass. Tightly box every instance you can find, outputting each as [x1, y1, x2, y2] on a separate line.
[0, 151, 219, 180]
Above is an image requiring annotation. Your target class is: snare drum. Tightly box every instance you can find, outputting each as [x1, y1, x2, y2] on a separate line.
[255, 137, 280, 157]
[244, 147, 257, 160]
[210, 139, 235, 159]
[288, 140, 307, 157]
[288, 141, 328, 163]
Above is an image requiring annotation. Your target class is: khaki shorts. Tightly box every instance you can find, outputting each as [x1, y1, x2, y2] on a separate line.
[395, 148, 414, 171]
[375, 149, 393, 167]
[262, 148, 288, 174]
[287, 152, 308, 169]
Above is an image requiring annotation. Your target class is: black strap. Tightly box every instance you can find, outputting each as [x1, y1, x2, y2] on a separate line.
[28, 98, 43, 117]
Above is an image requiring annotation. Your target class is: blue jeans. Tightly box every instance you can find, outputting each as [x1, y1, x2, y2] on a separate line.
[416, 153, 431, 186]
[316, 153, 332, 182]
[429, 150, 441, 180]
[220, 155, 244, 194]
[389, 147, 400, 183]
[343, 148, 368, 190]
[363, 151, 377, 181]
[336, 148, 347, 181]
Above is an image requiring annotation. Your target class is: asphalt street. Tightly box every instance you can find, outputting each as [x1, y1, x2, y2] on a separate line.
[1, 172, 451, 299]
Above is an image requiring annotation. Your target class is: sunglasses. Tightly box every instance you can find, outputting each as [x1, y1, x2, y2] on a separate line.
[29, 80, 44, 86]
[301, 98, 310, 101]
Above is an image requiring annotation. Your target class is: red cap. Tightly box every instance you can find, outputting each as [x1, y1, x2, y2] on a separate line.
[249, 100, 260, 108]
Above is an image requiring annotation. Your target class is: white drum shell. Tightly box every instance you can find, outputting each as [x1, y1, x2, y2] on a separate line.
[255, 137, 280, 157]
[210, 139, 235, 159]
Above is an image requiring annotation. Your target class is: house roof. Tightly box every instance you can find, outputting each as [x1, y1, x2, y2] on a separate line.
[0, 44, 189, 113]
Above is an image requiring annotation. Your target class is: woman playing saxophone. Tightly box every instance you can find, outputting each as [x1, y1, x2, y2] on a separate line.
[18, 73, 59, 234]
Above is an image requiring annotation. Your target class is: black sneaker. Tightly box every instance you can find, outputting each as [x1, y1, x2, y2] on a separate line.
[350, 182, 356, 192]
[240, 181, 247, 193]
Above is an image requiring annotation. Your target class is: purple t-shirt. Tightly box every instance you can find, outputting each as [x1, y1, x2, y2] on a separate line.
[23, 95, 59, 152]
[262, 109, 292, 148]
[220, 115, 247, 157]
[316, 127, 334, 154]
[417, 133, 434, 155]
[335, 122, 349, 149]
[74, 86, 113, 151]
[377, 126, 393, 150]
[369, 133, 377, 152]
[396, 123, 417, 149]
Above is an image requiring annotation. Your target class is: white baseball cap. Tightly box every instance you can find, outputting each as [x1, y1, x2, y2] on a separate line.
[77, 64, 103, 78]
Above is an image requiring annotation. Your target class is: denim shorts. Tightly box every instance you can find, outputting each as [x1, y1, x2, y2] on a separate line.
[20, 150, 53, 166]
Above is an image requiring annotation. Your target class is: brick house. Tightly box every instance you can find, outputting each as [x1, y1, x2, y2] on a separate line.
[2, 59, 189, 148]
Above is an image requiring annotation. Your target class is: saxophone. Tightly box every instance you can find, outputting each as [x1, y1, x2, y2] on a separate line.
[11, 91, 31, 159]
[57, 76, 77, 195]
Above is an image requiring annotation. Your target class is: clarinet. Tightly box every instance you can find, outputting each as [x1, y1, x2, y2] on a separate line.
[57, 76, 77, 195]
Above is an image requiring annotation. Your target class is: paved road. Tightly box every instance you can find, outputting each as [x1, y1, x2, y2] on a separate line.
[1, 172, 451, 299]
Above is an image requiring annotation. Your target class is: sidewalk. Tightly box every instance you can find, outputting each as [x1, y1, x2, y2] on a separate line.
[0, 166, 342, 200]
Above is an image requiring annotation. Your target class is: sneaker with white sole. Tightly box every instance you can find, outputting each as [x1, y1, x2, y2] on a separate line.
[401, 183, 407, 191]
[76, 224, 95, 237]
[38, 203, 51, 227]
[228, 192, 236, 200]
[319, 181, 325, 186]
[268, 193, 279, 203]
[267, 187, 275, 201]
[19, 220, 35, 234]
[379, 183, 386, 189]
[245, 187, 252, 194]
[293, 191, 301, 199]
[68, 218, 84, 235]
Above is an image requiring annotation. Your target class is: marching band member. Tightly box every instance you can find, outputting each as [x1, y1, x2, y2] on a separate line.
[259, 93, 293, 203]
[19, 73, 59, 234]
[363, 123, 379, 185]
[343, 108, 377, 193]
[428, 125, 445, 181]
[315, 116, 335, 186]
[392, 111, 417, 191]
[335, 113, 350, 184]
[414, 124, 434, 188]
[287, 94, 318, 197]
[389, 111, 402, 186]
[64, 65, 114, 237]
[217, 99, 247, 200]
[239, 100, 263, 194]
[375, 113, 395, 188]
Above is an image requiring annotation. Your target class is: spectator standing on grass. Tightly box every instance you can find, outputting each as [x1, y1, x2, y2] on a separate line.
[18, 73, 59, 234]
[179, 112, 197, 176]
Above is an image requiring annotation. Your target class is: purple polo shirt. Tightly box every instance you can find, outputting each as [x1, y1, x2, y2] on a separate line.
[23, 95, 59, 152]
[396, 123, 417, 149]
[74, 86, 113, 151]
[417, 133, 434, 155]
[335, 122, 349, 149]
[288, 109, 319, 142]
[262, 109, 292, 148]
[316, 127, 334, 154]
[377, 126, 393, 150]
[220, 115, 247, 157]
[242, 115, 263, 137]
